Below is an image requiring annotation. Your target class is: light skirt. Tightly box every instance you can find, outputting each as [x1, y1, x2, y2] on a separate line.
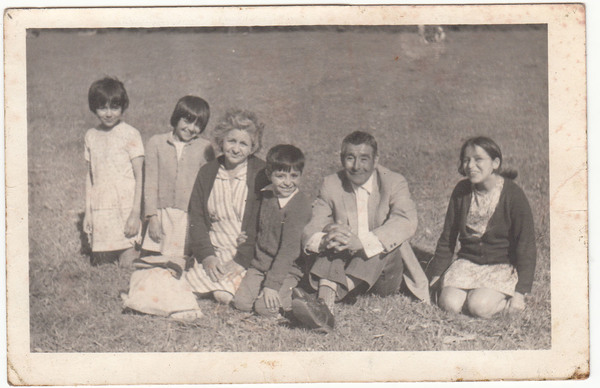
[442, 258, 518, 297]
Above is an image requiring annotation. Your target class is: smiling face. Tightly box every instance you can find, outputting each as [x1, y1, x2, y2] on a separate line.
[222, 129, 253, 169]
[462, 145, 500, 188]
[270, 168, 302, 198]
[95, 104, 123, 129]
[173, 117, 201, 142]
[342, 143, 378, 186]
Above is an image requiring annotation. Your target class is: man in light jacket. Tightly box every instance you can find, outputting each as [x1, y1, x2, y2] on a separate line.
[292, 131, 429, 332]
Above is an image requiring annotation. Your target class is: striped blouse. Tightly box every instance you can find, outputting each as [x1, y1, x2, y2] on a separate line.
[206, 161, 249, 264]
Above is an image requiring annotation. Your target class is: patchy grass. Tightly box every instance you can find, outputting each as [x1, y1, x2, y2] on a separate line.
[27, 26, 549, 352]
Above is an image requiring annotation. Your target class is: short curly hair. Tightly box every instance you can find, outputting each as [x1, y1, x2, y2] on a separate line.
[212, 109, 264, 154]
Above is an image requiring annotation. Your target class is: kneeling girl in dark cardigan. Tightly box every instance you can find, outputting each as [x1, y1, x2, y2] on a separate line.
[428, 136, 536, 319]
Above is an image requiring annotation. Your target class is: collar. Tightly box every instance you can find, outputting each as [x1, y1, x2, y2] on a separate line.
[166, 132, 199, 146]
[261, 184, 299, 208]
[351, 171, 375, 195]
[216, 160, 248, 180]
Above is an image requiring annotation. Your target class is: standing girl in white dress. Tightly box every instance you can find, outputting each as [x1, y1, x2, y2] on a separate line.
[83, 77, 144, 267]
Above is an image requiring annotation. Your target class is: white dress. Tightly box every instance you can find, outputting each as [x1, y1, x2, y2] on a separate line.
[84, 122, 144, 252]
[185, 161, 248, 295]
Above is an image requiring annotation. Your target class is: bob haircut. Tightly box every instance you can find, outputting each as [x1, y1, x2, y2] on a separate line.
[88, 77, 129, 112]
[458, 136, 518, 179]
[266, 144, 305, 174]
[212, 109, 264, 154]
[340, 131, 378, 160]
[170, 96, 210, 133]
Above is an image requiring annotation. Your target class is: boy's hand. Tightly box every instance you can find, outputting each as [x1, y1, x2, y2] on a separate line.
[124, 212, 140, 238]
[507, 292, 525, 314]
[263, 287, 281, 311]
[147, 215, 161, 243]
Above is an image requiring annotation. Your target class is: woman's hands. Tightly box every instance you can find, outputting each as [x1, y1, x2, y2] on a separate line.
[202, 255, 221, 282]
[202, 256, 245, 283]
[506, 292, 525, 314]
[147, 215, 162, 243]
[262, 287, 281, 312]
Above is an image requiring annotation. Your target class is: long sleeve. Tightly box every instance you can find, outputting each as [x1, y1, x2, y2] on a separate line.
[186, 167, 216, 262]
[301, 181, 334, 251]
[233, 160, 268, 269]
[264, 196, 312, 291]
[510, 186, 537, 294]
[429, 183, 462, 278]
[144, 136, 159, 218]
[371, 175, 418, 251]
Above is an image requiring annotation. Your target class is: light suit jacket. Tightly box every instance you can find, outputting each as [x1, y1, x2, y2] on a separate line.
[302, 165, 418, 253]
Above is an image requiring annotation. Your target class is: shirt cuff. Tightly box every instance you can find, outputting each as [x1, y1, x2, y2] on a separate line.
[360, 232, 385, 258]
[305, 232, 326, 254]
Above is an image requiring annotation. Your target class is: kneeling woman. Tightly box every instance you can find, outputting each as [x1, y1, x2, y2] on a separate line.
[185, 109, 269, 304]
[428, 136, 536, 318]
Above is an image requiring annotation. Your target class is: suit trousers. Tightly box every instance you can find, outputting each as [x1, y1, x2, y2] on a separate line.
[309, 245, 404, 299]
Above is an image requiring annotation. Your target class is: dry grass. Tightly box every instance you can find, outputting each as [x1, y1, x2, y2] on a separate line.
[27, 25, 549, 352]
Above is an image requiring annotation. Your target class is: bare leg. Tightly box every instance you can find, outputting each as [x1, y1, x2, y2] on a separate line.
[213, 290, 234, 305]
[119, 247, 139, 268]
[438, 286, 468, 314]
[466, 288, 508, 319]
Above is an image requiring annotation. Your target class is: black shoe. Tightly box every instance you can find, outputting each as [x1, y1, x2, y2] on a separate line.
[291, 289, 335, 333]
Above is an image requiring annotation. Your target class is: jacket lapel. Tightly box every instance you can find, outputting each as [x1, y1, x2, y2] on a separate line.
[367, 170, 381, 230]
[340, 172, 359, 234]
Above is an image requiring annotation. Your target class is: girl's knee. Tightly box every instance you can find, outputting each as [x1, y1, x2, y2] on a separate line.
[466, 289, 507, 319]
[119, 247, 139, 268]
[438, 287, 466, 314]
[213, 291, 233, 305]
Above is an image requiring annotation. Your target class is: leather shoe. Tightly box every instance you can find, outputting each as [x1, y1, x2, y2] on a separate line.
[291, 288, 335, 333]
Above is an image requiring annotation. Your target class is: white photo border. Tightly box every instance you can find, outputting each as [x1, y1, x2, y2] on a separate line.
[4, 4, 588, 384]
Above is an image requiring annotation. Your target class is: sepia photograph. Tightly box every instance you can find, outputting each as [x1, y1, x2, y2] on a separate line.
[4, 3, 588, 385]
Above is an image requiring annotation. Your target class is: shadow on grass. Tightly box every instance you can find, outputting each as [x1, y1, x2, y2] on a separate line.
[76, 212, 91, 257]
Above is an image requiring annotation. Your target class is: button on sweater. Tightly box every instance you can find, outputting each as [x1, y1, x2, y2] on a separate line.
[250, 188, 312, 291]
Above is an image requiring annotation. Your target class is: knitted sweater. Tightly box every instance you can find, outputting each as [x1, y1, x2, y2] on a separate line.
[144, 133, 214, 217]
[251, 188, 312, 291]
[429, 178, 537, 294]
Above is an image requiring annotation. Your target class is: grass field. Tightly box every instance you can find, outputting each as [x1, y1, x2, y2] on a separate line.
[27, 26, 549, 352]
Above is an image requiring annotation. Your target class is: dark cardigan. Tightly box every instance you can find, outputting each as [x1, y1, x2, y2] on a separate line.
[251, 188, 312, 291]
[186, 154, 269, 269]
[428, 178, 537, 294]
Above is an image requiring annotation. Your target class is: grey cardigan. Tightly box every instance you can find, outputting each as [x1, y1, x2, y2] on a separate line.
[144, 132, 214, 218]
